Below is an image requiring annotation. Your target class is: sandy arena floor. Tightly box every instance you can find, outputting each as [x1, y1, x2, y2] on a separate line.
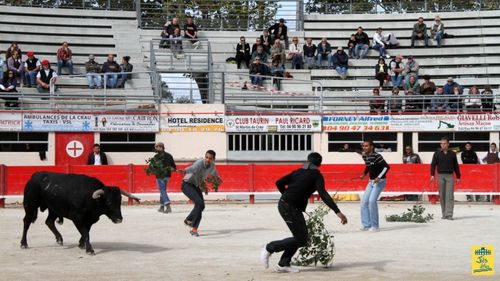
[0, 201, 499, 281]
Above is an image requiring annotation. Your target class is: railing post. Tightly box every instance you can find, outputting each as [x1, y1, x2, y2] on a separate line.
[127, 164, 135, 205]
[249, 163, 256, 204]
[0, 165, 6, 208]
[221, 72, 225, 104]
[135, 0, 142, 28]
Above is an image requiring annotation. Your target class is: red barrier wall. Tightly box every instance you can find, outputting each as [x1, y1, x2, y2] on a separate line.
[2, 164, 499, 197]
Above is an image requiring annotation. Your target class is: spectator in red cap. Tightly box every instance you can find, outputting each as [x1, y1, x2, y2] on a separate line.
[37, 60, 58, 93]
[56, 41, 74, 75]
[24, 51, 41, 88]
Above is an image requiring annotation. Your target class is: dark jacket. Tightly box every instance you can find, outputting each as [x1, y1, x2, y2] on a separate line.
[303, 44, 317, 58]
[430, 150, 461, 178]
[87, 152, 108, 165]
[151, 151, 176, 178]
[102, 60, 120, 73]
[374, 63, 388, 76]
[276, 163, 340, 213]
[249, 63, 269, 76]
[461, 150, 479, 164]
[236, 43, 251, 57]
[317, 42, 332, 55]
[355, 32, 370, 45]
[332, 51, 348, 68]
[268, 23, 287, 39]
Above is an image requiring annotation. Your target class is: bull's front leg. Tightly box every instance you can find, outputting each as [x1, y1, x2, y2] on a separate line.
[73, 221, 94, 255]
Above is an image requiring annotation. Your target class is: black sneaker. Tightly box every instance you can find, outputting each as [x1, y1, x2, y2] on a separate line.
[158, 206, 164, 213]
[165, 204, 172, 213]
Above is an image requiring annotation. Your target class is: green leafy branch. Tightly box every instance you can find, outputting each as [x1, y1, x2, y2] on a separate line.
[386, 205, 434, 223]
[199, 175, 221, 195]
[145, 156, 175, 179]
[293, 204, 335, 267]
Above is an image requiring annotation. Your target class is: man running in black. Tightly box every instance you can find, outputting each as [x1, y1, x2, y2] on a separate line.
[260, 152, 348, 273]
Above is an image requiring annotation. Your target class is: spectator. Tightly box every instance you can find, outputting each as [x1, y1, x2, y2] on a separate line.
[0, 70, 19, 108]
[369, 88, 384, 113]
[316, 37, 332, 68]
[36, 60, 57, 93]
[287, 37, 303, 69]
[268, 18, 288, 47]
[403, 146, 421, 200]
[184, 16, 200, 49]
[431, 16, 445, 48]
[374, 57, 388, 88]
[443, 77, 462, 95]
[251, 45, 268, 64]
[460, 142, 480, 202]
[495, 88, 500, 111]
[347, 34, 356, 58]
[379, 28, 400, 48]
[303, 37, 317, 69]
[150, 142, 177, 214]
[24, 51, 40, 88]
[270, 39, 286, 65]
[7, 50, 24, 84]
[420, 75, 436, 111]
[118, 56, 133, 88]
[403, 146, 421, 164]
[372, 27, 389, 58]
[338, 143, 353, 152]
[87, 143, 108, 165]
[236, 36, 251, 69]
[389, 55, 404, 88]
[375, 143, 392, 152]
[160, 17, 180, 49]
[354, 26, 370, 59]
[449, 85, 463, 112]
[431, 86, 449, 112]
[481, 85, 494, 112]
[430, 136, 461, 220]
[404, 75, 420, 96]
[270, 59, 285, 90]
[411, 16, 429, 47]
[403, 56, 419, 84]
[249, 56, 269, 87]
[6, 42, 21, 60]
[387, 87, 402, 113]
[482, 143, 500, 164]
[170, 27, 184, 58]
[404, 89, 421, 112]
[259, 30, 272, 53]
[464, 85, 482, 112]
[56, 41, 74, 75]
[0, 53, 4, 85]
[332, 47, 348, 79]
[85, 54, 102, 89]
[251, 37, 263, 54]
[102, 54, 120, 88]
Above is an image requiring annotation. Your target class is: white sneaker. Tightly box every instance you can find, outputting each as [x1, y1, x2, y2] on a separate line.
[368, 227, 379, 232]
[260, 246, 271, 269]
[385, 54, 391, 59]
[360, 226, 370, 231]
[275, 265, 300, 273]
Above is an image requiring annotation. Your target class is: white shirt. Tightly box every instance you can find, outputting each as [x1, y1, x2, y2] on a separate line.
[288, 43, 303, 54]
[373, 32, 384, 46]
[94, 154, 102, 165]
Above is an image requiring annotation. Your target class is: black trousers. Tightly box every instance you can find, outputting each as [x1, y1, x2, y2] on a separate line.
[181, 181, 205, 228]
[266, 199, 308, 267]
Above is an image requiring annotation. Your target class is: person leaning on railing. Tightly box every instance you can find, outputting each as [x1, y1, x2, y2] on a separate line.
[431, 86, 449, 112]
[463, 85, 482, 112]
[387, 87, 402, 113]
[480, 85, 494, 112]
[36, 60, 57, 93]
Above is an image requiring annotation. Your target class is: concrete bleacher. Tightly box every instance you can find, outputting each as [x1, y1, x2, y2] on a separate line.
[0, 5, 155, 110]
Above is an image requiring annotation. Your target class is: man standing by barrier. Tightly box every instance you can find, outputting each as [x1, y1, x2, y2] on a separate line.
[461, 142, 479, 202]
[431, 137, 461, 220]
[359, 141, 390, 232]
[261, 152, 347, 273]
[178, 150, 221, 237]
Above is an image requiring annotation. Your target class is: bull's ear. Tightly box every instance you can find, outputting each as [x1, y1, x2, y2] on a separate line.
[92, 189, 105, 199]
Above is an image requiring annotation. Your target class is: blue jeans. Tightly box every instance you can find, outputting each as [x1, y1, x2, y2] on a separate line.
[372, 43, 386, 57]
[57, 59, 74, 75]
[156, 177, 171, 206]
[335, 66, 347, 76]
[291, 54, 303, 69]
[86, 73, 102, 88]
[354, 44, 369, 59]
[304, 56, 315, 68]
[250, 75, 264, 86]
[391, 75, 403, 88]
[105, 73, 118, 88]
[24, 71, 37, 87]
[434, 32, 443, 47]
[316, 53, 331, 67]
[361, 178, 387, 228]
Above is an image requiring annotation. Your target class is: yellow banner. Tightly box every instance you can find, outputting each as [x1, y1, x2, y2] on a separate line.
[471, 245, 494, 276]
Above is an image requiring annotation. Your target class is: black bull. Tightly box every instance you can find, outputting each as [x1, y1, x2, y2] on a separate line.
[20, 172, 139, 255]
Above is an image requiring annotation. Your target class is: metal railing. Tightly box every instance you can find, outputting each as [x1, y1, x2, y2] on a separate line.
[148, 38, 213, 72]
[0, 0, 136, 10]
[0, 71, 160, 112]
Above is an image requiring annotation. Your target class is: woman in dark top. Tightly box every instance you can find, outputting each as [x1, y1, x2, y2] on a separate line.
[374, 57, 388, 88]
[1, 70, 19, 108]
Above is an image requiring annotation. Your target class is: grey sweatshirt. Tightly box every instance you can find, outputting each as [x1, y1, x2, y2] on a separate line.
[183, 159, 220, 187]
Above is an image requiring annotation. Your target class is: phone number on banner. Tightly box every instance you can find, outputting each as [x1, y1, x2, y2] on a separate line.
[323, 125, 390, 131]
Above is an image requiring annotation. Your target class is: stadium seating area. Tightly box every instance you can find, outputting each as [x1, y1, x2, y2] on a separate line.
[1, 4, 500, 112]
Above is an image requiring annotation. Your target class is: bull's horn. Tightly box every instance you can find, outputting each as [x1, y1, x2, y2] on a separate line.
[92, 189, 105, 199]
[120, 189, 141, 202]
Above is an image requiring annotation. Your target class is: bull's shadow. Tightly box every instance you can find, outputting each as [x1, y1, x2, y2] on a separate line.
[67, 242, 169, 255]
